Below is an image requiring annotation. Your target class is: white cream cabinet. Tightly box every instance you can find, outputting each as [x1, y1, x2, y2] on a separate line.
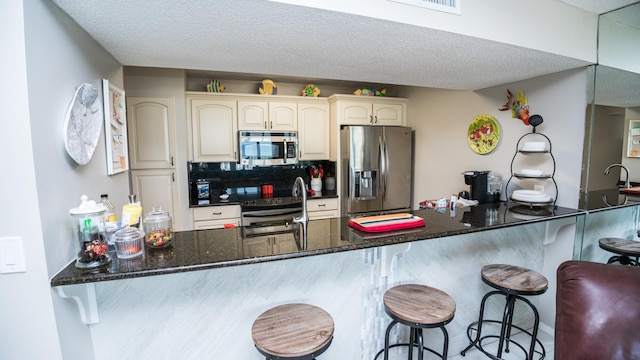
[238, 100, 297, 131]
[298, 100, 330, 160]
[192, 205, 241, 230]
[329, 95, 407, 126]
[188, 96, 238, 162]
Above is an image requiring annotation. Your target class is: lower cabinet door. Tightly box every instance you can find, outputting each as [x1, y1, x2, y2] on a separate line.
[130, 169, 181, 229]
[193, 219, 241, 230]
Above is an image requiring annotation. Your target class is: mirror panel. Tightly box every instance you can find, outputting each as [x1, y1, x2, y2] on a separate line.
[579, 3, 640, 210]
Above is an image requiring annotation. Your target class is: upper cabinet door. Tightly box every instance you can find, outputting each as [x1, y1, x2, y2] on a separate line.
[269, 102, 297, 131]
[373, 102, 404, 126]
[338, 101, 372, 125]
[238, 100, 268, 130]
[331, 95, 407, 126]
[298, 102, 329, 160]
[238, 100, 297, 131]
[127, 97, 176, 169]
[189, 98, 238, 162]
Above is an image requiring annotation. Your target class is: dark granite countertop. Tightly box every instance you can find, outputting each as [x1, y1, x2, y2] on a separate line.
[578, 188, 640, 211]
[51, 202, 583, 286]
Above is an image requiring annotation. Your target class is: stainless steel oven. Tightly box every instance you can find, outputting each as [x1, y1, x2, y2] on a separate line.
[238, 131, 298, 166]
[239, 195, 302, 227]
[240, 207, 302, 227]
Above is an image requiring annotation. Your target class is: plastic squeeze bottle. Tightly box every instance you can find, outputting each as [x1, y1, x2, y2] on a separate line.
[121, 194, 142, 229]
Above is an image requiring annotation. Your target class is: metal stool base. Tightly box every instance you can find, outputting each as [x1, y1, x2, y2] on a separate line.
[607, 255, 640, 266]
[255, 337, 332, 360]
[462, 320, 545, 360]
[461, 290, 545, 360]
[374, 320, 449, 360]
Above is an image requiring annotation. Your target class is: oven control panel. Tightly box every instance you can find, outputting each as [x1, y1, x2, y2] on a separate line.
[241, 197, 302, 209]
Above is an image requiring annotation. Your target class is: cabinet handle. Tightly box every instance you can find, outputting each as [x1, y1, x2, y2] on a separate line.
[369, 115, 373, 124]
[318, 204, 326, 207]
[172, 173, 175, 182]
[270, 121, 273, 129]
[374, 115, 378, 124]
[212, 212, 222, 216]
[171, 156, 174, 166]
[264, 121, 267, 130]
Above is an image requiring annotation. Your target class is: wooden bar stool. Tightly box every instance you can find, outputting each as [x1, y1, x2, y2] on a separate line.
[374, 284, 456, 360]
[598, 237, 640, 266]
[461, 264, 547, 360]
[251, 303, 334, 360]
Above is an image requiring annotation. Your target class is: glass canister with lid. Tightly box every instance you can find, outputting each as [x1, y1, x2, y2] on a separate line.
[143, 207, 173, 248]
[112, 226, 144, 259]
[69, 195, 111, 269]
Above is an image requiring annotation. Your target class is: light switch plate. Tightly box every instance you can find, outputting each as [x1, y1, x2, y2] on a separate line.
[0, 236, 26, 274]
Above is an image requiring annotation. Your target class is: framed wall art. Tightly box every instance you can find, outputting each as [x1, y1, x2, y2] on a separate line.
[103, 79, 129, 175]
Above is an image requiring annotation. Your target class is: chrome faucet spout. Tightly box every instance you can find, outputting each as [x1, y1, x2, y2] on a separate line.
[604, 164, 631, 189]
[292, 177, 309, 226]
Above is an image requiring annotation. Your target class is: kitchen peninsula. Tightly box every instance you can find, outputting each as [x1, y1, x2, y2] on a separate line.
[51, 203, 581, 286]
[51, 202, 583, 359]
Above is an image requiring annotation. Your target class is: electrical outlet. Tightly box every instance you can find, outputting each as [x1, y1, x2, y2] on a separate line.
[0, 236, 26, 274]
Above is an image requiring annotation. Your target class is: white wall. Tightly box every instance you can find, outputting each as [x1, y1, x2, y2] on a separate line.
[6, 0, 127, 359]
[404, 69, 586, 209]
[25, 0, 128, 277]
[0, 2, 63, 359]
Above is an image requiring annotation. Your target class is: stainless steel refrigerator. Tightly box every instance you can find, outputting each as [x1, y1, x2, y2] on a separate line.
[340, 126, 413, 216]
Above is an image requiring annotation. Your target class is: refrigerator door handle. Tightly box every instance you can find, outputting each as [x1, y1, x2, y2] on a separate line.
[380, 135, 387, 200]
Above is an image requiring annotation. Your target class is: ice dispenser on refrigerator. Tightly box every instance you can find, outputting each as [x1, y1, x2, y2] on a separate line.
[354, 170, 377, 199]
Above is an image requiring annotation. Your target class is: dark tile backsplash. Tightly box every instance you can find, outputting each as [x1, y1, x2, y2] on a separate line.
[188, 161, 336, 205]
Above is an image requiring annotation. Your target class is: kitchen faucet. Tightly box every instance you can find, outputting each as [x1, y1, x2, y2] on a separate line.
[292, 177, 309, 227]
[604, 164, 631, 189]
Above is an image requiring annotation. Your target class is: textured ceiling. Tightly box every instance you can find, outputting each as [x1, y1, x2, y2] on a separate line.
[558, 0, 638, 14]
[50, 0, 638, 93]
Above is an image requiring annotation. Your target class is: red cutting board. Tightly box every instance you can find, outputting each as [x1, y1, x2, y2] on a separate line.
[620, 186, 640, 194]
[349, 213, 425, 233]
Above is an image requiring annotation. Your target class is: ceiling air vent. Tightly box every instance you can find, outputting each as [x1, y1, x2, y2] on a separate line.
[389, 0, 461, 14]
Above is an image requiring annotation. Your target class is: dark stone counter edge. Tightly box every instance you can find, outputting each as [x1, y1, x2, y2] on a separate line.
[50, 208, 585, 287]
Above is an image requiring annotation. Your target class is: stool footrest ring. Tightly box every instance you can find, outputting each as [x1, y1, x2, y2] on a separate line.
[461, 320, 545, 360]
[373, 343, 445, 360]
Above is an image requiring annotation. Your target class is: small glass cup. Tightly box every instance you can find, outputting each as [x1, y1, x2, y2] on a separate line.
[112, 227, 144, 259]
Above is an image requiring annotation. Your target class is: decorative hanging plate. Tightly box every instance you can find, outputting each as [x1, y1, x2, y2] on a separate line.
[467, 114, 500, 155]
[63, 83, 103, 165]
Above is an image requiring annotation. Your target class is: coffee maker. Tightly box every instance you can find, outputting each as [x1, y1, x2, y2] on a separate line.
[463, 171, 502, 203]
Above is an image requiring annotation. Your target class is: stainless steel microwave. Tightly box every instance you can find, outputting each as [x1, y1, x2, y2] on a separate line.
[238, 131, 298, 166]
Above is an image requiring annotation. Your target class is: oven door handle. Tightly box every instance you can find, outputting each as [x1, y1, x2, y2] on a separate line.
[242, 209, 301, 218]
[283, 140, 288, 161]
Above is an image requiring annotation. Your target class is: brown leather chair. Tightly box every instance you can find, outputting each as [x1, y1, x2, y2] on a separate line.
[555, 260, 640, 360]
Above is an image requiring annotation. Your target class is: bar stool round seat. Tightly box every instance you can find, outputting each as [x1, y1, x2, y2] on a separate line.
[251, 303, 334, 360]
[461, 264, 548, 360]
[598, 237, 640, 266]
[375, 284, 456, 360]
